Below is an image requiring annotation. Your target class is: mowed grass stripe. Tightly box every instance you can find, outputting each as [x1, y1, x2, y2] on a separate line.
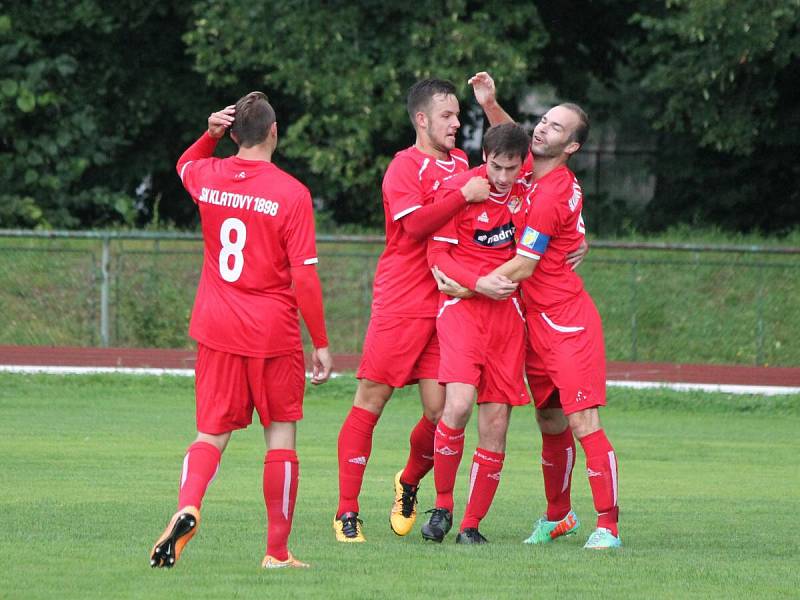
[0, 374, 798, 599]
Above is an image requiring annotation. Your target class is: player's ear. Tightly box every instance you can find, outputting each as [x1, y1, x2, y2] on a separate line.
[414, 110, 428, 131]
[230, 130, 240, 146]
[270, 122, 278, 139]
[564, 140, 580, 157]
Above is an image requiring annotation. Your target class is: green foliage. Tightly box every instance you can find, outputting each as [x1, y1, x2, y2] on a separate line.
[0, 2, 212, 229]
[2, 0, 799, 234]
[2, 231, 798, 365]
[578, 0, 800, 234]
[630, 0, 800, 155]
[184, 0, 547, 224]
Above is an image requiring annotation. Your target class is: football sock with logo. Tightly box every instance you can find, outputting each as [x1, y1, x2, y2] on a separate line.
[578, 429, 619, 536]
[541, 428, 576, 521]
[337, 406, 379, 517]
[433, 420, 466, 512]
[400, 415, 437, 486]
[177, 441, 221, 510]
[460, 448, 504, 531]
[264, 449, 299, 562]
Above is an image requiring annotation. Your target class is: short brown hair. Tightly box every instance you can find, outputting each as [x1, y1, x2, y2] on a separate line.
[482, 122, 530, 161]
[560, 102, 590, 147]
[231, 91, 276, 148]
[406, 78, 457, 127]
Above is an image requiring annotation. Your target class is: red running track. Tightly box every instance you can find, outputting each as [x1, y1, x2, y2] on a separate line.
[1, 345, 799, 387]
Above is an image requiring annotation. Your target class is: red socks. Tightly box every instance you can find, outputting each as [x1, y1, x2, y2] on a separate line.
[178, 441, 221, 510]
[433, 421, 465, 512]
[578, 429, 619, 536]
[540, 428, 576, 521]
[400, 415, 437, 486]
[337, 406, 380, 516]
[460, 448, 504, 531]
[263, 449, 299, 562]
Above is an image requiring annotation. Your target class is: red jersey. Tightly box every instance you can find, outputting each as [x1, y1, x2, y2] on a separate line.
[429, 165, 529, 287]
[179, 151, 318, 358]
[371, 146, 469, 317]
[516, 165, 586, 311]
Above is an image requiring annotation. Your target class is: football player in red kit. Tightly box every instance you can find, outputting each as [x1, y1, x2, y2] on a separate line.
[468, 73, 622, 549]
[334, 78, 510, 542]
[421, 123, 532, 544]
[149, 92, 333, 570]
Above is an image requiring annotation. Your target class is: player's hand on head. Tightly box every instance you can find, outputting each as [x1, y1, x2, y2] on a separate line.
[310, 347, 333, 385]
[566, 238, 590, 270]
[461, 176, 491, 203]
[475, 273, 518, 301]
[468, 72, 496, 106]
[207, 104, 236, 139]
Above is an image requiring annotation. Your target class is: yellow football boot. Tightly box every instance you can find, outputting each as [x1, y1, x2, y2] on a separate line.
[333, 512, 365, 542]
[389, 471, 418, 536]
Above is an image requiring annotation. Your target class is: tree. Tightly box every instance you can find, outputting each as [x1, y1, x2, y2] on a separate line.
[184, 0, 548, 225]
[0, 1, 213, 229]
[624, 0, 800, 232]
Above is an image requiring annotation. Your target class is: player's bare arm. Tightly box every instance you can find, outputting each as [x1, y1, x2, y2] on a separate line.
[566, 239, 589, 270]
[469, 72, 513, 127]
[491, 254, 538, 283]
[432, 264, 516, 301]
[474, 273, 518, 300]
[207, 105, 236, 138]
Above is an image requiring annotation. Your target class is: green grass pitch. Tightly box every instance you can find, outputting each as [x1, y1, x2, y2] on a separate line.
[1, 373, 798, 599]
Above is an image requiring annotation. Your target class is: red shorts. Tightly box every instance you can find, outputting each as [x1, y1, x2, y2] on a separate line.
[356, 314, 439, 387]
[525, 290, 606, 415]
[437, 295, 530, 406]
[195, 344, 305, 434]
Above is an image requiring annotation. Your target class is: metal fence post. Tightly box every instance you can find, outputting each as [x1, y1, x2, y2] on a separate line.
[100, 236, 110, 347]
[630, 261, 638, 361]
[756, 267, 766, 366]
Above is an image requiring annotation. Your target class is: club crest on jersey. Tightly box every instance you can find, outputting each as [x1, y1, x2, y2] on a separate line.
[507, 196, 522, 215]
[474, 221, 516, 248]
[234, 171, 246, 180]
[477, 211, 489, 223]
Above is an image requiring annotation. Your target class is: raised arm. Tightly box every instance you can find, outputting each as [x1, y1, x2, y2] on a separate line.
[176, 105, 236, 175]
[469, 72, 514, 127]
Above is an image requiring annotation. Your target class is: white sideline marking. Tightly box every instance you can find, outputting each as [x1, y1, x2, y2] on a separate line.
[0, 365, 340, 380]
[0, 365, 795, 395]
[607, 380, 800, 396]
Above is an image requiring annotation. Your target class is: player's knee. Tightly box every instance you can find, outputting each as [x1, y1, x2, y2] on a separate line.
[442, 403, 471, 429]
[535, 408, 568, 435]
[196, 431, 231, 452]
[354, 379, 393, 415]
[422, 405, 443, 423]
[567, 408, 600, 438]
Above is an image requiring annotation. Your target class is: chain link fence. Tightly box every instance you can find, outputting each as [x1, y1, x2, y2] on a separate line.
[1, 230, 797, 366]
